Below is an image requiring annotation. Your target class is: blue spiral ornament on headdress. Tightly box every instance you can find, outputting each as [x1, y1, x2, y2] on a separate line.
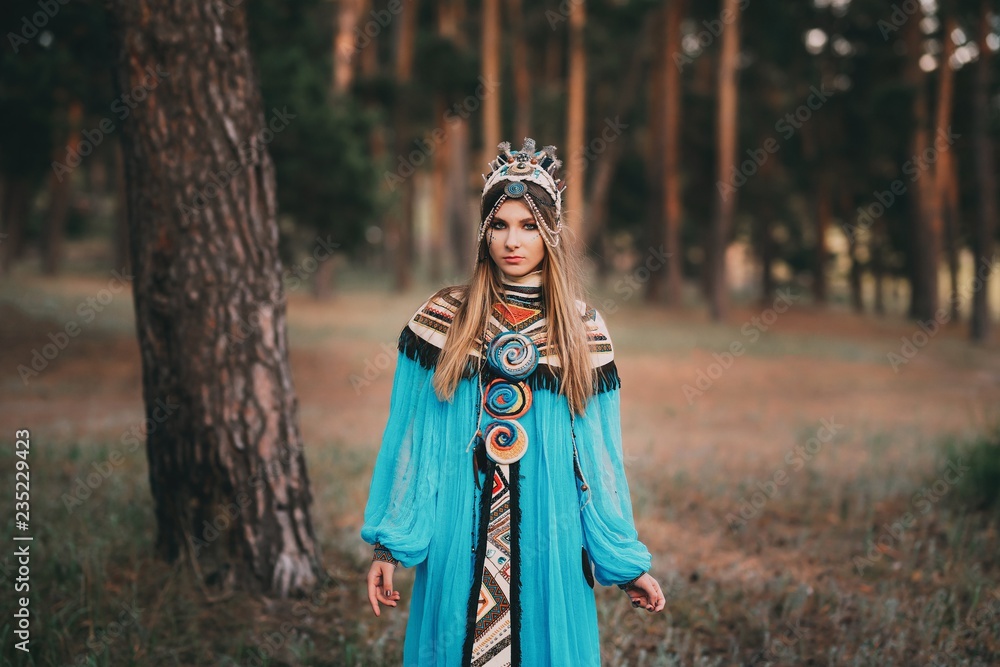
[484, 378, 531, 419]
[504, 181, 526, 198]
[486, 331, 538, 380]
[482, 418, 529, 464]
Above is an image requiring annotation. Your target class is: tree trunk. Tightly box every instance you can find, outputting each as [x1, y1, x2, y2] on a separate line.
[1, 178, 32, 275]
[481, 0, 501, 167]
[970, 0, 996, 342]
[814, 173, 831, 304]
[589, 13, 650, 280]
[842, 187, 864, 313]
[390, 0, 418, 291]
[507, 0, 532, 142]
[113, 141, 131, 275]
[929, 11, 956, 320]
[903, 7, 937, 321]
[662, 0, 685, 307]
[944, 145, 960, 322]
[644, 7, 666, 295]
[333, 0, 363, 96]
[709, 0, 741, 321]
[107, 0, 322, 598]
[43, 98, 82, 276]
[565, 0, 587, 253]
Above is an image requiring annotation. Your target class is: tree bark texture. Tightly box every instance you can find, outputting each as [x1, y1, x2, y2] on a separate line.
[107, 0, 322, 598]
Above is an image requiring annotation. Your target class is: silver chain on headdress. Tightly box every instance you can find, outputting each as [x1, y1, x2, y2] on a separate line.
[476, 137, 567, 265]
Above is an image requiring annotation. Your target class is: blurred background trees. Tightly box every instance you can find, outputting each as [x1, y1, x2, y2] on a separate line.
[1, 0, 998, 339]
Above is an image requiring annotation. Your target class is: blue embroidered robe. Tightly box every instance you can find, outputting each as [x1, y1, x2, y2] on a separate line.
[360, 275, 652, 666]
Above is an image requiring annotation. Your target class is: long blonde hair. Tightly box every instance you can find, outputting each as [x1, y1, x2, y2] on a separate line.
[431, 181, 595, 415]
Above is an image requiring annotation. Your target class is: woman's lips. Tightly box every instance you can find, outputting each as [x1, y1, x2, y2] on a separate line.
[504, 256, 524, 262]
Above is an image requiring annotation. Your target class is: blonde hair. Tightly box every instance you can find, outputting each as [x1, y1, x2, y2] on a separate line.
[431, 181, 595, 415]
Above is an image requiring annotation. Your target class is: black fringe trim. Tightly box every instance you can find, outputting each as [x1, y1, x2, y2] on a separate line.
[509, 459, 522, 665]
[397, 324, 622, 395]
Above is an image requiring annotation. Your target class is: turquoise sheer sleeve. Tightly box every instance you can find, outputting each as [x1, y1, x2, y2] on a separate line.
[574, 343, 652, 587]
[360, 333, 440, 569]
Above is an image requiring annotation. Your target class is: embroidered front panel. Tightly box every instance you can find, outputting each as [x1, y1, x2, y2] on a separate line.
[470, 465, 514, 666]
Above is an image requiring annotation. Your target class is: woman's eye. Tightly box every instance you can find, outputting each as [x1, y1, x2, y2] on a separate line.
[491, 220, 506, 229]
[524, 223, 537, 230]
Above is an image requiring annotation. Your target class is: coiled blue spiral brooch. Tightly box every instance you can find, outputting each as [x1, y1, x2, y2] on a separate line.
[481, 331, 538, 464]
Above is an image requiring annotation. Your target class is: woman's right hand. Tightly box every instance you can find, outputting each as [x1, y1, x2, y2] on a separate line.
[367, 560, 402, 617]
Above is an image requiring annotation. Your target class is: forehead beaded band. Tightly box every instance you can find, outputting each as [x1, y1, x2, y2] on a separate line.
[476, 137, 567, 263]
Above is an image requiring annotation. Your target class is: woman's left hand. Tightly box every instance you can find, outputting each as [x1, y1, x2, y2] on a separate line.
[623, 572, 666, 612]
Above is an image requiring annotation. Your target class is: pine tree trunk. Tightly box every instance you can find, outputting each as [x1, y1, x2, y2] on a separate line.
[904, 7, 938, 321]
[391, 0, 418, 291]
[43, 98, 82, 276]
[663, 0, 685, 307]
[709, 0, 741, 321]
[481, 0, 501, 167]
[970, 0, 996, 342]
[1, 178, 31, 274]
[842, 187, 864, 313]
[944, 149, 960, 322]
[565, 0, 587, 253]
[107, 0, 322, 598]
[507, 0, 532, 142]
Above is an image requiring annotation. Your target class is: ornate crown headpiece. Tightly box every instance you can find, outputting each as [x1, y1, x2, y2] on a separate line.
[477, 137, 567, 256]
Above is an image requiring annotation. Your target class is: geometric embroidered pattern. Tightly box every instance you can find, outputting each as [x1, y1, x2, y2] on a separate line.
[471, 465, 514, 666]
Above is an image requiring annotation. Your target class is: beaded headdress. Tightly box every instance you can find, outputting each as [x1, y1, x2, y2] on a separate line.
[477, 137, 567, 255]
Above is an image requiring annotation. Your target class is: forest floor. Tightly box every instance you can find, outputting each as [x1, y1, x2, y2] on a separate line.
[1, 265, 999, 666]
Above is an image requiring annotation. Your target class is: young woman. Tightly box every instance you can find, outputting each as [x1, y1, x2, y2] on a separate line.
[362, 138, 665, 665]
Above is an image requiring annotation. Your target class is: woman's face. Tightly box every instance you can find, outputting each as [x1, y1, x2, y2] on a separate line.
[486, 198, 546, 279]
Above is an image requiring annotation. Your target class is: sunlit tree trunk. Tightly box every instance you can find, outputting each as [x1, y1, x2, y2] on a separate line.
[944, 149, 961, 322]
[708, 0, 741, 321]
[481, 0, 501, 167]
[333, 0, 363, 96]
[108, 0, 322, 598]
[508, 0, 532, 142]
[565, 0, 586, 253]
